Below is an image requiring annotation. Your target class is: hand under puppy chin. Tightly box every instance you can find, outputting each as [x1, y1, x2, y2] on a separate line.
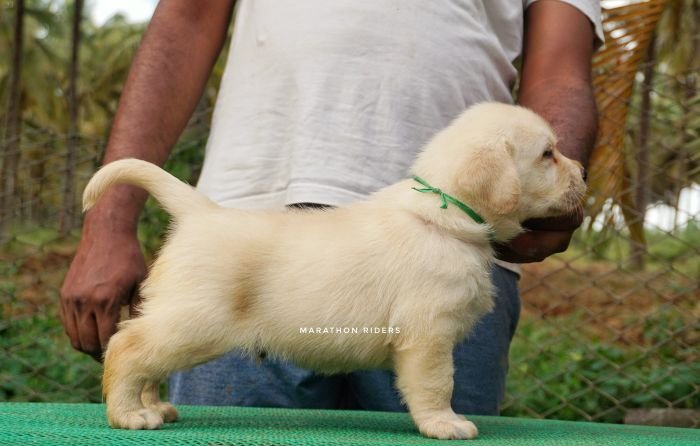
[494, 212, 583, 264]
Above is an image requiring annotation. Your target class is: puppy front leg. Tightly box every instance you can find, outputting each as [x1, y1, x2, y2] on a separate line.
[394, 342, 478, 440]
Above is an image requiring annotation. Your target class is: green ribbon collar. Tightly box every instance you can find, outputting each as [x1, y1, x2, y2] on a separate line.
[412, 176, 486, 225]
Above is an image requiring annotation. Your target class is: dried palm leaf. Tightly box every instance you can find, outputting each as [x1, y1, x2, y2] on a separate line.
[588, 0, 668, 246]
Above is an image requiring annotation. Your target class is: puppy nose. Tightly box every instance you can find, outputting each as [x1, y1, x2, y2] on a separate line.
[581, 167, 588, 182]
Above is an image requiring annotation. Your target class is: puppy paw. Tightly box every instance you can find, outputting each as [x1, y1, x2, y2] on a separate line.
[418, 414, 478, 440]
[109, 408, 164, 430]
[148, 402, 179, 423]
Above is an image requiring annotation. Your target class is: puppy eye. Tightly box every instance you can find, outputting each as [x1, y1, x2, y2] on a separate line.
[542, 149, 554, 159]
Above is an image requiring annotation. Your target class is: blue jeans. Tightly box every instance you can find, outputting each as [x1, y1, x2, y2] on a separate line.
[169, 265, 520, 415]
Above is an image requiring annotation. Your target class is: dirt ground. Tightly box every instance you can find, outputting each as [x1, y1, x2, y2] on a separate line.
[519, 260, 699, 348]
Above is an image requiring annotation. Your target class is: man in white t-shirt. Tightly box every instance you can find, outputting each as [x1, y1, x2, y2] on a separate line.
[61, 0, 602, 414]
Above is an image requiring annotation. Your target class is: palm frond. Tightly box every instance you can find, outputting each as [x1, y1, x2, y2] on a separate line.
[588, 0, 668, 242]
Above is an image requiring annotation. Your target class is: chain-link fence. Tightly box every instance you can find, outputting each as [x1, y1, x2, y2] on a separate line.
[1, 0, 698, 429]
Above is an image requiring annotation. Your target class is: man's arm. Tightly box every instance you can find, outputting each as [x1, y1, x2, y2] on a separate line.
[497, 0, 598, 263]
[60, 0, 235, 360]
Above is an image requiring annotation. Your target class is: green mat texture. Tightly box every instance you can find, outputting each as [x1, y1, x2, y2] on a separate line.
[0, 403, 698, 445]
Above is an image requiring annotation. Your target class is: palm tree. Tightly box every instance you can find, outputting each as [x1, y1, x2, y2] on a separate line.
[659, 0, 699, 226]
[629, 34, 656, 270]
[59, 0, 83, 235]
[587, 0, 667, 259]
[1, 0, 25, 236]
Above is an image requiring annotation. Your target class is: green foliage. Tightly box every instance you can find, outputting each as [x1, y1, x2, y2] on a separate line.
[13, 227, 60, 247]
[566, 222, 700, 277]
[647, 219, 699, 261]
[0, 231, 102, 402]
[504, 311, 699, 423]
[0, 312, 102, 402]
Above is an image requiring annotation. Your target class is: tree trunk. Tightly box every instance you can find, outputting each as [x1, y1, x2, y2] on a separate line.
[629, 34, 656, 270]
[673, 79, 697, 229]
[672, 0, 699, 230]
[0, 0, 25, 238]
[59, 0, 83, 236]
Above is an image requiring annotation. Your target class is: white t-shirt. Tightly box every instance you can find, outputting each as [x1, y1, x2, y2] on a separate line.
[198, 0, 602, 210]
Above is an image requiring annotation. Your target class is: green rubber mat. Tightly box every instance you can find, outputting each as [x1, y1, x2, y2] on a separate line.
[0, 403, 698, 445]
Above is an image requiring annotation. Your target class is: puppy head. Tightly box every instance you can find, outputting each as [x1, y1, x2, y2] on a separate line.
[412, 103, 586, 239]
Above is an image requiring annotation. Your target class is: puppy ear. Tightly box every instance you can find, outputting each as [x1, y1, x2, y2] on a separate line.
[457, 140, 521, 215]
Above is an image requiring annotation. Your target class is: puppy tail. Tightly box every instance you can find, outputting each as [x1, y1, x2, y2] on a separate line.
[82, 158, 215, 218]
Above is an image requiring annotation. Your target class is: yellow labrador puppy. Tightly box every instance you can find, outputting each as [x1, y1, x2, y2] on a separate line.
[85, 103, 585, 439]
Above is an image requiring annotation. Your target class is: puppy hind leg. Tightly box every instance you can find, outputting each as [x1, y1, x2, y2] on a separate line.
[141, 380, 178, 423]
[103, 325, 166, 430]
[103, 310, 239, 430]
[393, 342, 478, 440]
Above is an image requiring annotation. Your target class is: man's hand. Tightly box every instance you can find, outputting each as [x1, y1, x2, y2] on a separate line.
[504, 0, 598, 263]
[495, 212, 583, 263]
[60, 214, 146, 362]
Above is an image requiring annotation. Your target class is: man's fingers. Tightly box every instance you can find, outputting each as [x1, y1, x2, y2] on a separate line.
[510, 231, 570, 262]
[62, 291, 127, 362]
[128, 293, 141, 320]
[522, 231, 573, 257]
[539, 231, 574, 254]
[59, 298, 81, 351]
[75, 310, 102, 361]
[496, 230, 574, 263]
[59, 230, 146, 360]
[522, 212, 583, 232]
[495, 237, 550, 263]
[493, 245, 526, 263]
[96, 304, 121, 358]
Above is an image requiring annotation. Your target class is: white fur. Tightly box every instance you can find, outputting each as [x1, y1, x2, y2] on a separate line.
[88, 103, 585, 439]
